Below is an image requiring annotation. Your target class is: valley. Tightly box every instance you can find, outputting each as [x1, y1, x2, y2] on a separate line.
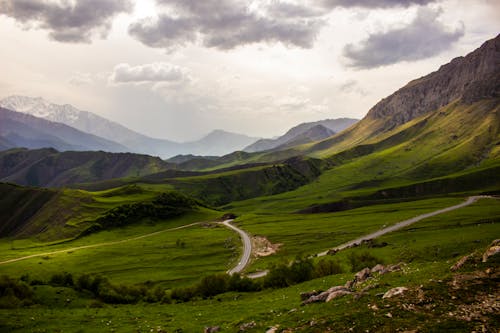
[0, 26, 499, 333]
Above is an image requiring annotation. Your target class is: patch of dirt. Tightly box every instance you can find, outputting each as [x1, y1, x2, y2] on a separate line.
[252, 236, 281, 257]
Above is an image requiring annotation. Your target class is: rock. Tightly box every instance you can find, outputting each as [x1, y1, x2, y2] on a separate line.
[354, 267, 371, 283]
[239, 321, 256, 331]
[344, 279, 355, 289]
[326, 289, 352, 302]
[300, 290, 321, 301]
[266, 325, 279, 333]
[381, 263, 403, 275]
[385, 312, 393, 318]
[383, 287, 408, 299]
[451, 254, 474, 271]
[302, 290, 330, 304]
[371, 264, 385, 274]
[327, 248, 338, 255]
[204, 327, 220, 333]
[482, 240, 500, 262]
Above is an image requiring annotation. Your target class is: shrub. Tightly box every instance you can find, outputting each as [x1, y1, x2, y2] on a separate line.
[197, 274, 229, 298]
[348, 251, 381, 272]
[263, 264, 290, 288]
[314, 258, 343, 277]
[0, 275, 34, 308]
[49, 272, 74, 287]
[170, 286, 196, 302]
[288, 257, 314, 284]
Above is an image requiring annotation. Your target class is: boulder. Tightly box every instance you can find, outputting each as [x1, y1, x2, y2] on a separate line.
[325, 289, 352, 302]
[354, 267, 371, 283]
[371, 264, 385, 274]
[382, 287, 408, 299]
[300, 290, 321, 301]
[204, 327, 220, 333]
[239, 321, 256, 331]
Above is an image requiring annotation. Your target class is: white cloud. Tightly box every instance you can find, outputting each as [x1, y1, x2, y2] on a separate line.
[109, 62, 190, 84]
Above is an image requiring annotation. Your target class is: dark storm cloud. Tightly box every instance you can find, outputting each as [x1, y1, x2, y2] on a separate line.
[0, 0, 132, 43]
[343, 7, 465, 69]
[320, 0, 437, 9]
[129, 0, 325, 50]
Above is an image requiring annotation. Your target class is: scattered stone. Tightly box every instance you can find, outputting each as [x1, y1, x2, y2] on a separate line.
[239, 321, 256, 331]
[383, 287, 408, 299]
[266, 325, 279, 333]
[354, 267, 371, 283]
[369, 304, 379, 311]
[385, 312, 393, 318]
[204, 327, 220, 333]
[326, 289, 352, 302]
[381, 263, 403, 274]
[451, 254, 475, 271]
[300, 290, 321, 301]
[327, 248, 338, 255]
[482, 239, 500, 262]
[344, 279, 355, 289]
[371, 264, 385, 274]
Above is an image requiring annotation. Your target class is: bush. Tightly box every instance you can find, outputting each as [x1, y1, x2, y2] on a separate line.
[348, 251, 381, 272]
[197, 274, 229, 298]
[170, 286, 196, 302]
[0, 275, 34, 308]
[288, 257, 314, 284]
[49, 272, 74, 287]
[264, 264, 290, 289]
[228, 274, 260, 292]
[314, 258, 343, 277]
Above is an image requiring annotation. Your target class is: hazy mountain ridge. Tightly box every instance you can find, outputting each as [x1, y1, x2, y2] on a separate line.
[0, 107, 128, 153]
[244, 118, 358, 152]
[0, 96, 259, 158]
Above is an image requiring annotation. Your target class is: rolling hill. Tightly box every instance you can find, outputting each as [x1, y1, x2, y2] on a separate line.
[0, 148, 173, 187]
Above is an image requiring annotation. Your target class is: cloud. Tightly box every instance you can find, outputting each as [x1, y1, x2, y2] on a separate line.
[129, 0, 325, 50]
[343, 7, 465, 69]
[0, 0, 132, 43]
[319, 0, 437, 9]
[109, 62, 190, 85]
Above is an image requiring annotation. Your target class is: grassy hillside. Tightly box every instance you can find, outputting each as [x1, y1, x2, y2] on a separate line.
[0, 148, 173, 187]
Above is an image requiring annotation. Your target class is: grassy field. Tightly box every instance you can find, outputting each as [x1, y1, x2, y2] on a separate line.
[0, 209, 234, 288]
[0, 196, 498, 332]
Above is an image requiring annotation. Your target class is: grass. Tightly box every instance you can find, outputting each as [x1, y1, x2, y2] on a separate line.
[0, 196, 498, 331]
[0, 209, 233, 288]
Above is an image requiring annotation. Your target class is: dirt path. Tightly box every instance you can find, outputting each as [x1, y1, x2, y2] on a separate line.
[0, 222, 202, 265]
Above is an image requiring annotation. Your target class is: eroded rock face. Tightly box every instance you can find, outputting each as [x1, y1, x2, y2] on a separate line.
[354, 268, 371, 284]
[366, 34, 500, 129]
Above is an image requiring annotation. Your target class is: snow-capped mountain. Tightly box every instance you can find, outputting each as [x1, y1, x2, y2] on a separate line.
[0, 96, 260, 158]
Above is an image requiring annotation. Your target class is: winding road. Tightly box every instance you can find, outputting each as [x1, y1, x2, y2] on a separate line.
[317, 195, 492, 256]
[220, 219, 252, 275]
[1, 196, 493, 278]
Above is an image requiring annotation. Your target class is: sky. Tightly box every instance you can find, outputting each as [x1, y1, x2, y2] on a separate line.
[0, 0, 498, 142]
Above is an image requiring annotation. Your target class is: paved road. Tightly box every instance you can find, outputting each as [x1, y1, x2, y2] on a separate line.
[220, 219, 252, 275]
[317, 196, 492, 256]
[0, 222, 202, 266]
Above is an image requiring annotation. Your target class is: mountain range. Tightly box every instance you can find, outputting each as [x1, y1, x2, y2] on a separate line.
[244, 118, 358, 152]
[0, 96, 259, 158]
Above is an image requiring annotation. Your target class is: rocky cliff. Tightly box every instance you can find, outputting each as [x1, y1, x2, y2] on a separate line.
[367, 34, 499, 129]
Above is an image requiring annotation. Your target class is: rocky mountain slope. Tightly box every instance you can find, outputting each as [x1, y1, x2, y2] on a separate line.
[0, 96, 259, 158]
[244, 118, 358, 152]
[306, 34, 500, 156]
[0, 107, 127, 153]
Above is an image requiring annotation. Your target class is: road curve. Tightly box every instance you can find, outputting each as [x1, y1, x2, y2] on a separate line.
[0, 222, 202, 266]
[317, 195, 492, 256]
[220, 219, 252, 275]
